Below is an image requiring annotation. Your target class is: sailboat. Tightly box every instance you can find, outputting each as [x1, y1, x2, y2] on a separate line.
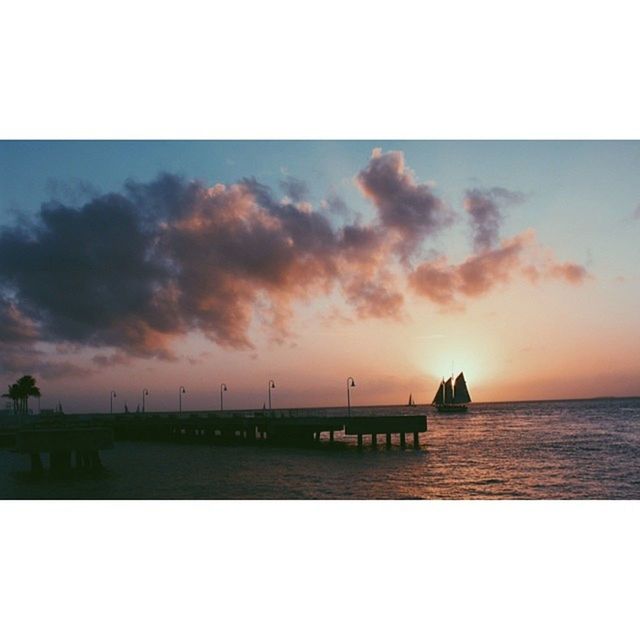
[432, 372, 471, 413]
[407, 394, 416, 407]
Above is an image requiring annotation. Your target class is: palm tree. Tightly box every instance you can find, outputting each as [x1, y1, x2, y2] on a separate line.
[2, 376, 41, 415]
[2, 384, 20, 414]
[16, 375, 41, 414]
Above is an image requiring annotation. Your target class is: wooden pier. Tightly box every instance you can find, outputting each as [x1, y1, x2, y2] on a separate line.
[108, 412, 426, 448]
[15, 426, 113, 475]
[2, 410, 428, 474]
[345, 415, 427, 449]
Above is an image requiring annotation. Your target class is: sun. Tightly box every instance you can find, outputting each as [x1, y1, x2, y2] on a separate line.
[417, 348, 489, 389]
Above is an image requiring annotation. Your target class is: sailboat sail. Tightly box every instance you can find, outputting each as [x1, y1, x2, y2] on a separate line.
[453, 372, 471, 404]
[444, 377, 454, 403]
[432, 371, 471, 408]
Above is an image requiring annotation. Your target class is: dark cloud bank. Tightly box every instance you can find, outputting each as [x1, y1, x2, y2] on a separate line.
[0, 149, 589, 376]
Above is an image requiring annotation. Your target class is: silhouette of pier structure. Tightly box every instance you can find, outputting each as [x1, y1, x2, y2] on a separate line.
[2, 410, 427, 474]
[109, 411, 426, 448]
[15, 426, 113, 475]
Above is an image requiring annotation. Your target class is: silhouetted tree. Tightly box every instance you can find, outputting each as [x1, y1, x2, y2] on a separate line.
[2, 384, 20, 414]
[17, 375, 40, 414]
[2, 375, 41, 414]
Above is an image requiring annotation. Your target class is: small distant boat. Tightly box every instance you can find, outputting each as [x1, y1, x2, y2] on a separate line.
[407, 394, 416, 407]
[432, 372, 471, 413]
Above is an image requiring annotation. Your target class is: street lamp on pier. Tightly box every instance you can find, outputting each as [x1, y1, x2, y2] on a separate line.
[110, 390, 117, 414]
[179, 386, 186, 414]
[268, 379, 276, 411]
[142, 388, 149, 413]
[346, 377, 356, 417]
[220, 383, 228, 411]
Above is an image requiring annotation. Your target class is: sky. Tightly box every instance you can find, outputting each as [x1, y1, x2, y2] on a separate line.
[1, 141, 639, 412]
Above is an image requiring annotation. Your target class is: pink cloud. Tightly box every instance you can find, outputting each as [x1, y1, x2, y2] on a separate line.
[410, 230, 590, 308]
[0, 154, 593, 371]
[547, 262, 590, 285]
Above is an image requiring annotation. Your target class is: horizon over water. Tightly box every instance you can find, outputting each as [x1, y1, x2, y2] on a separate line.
[1, 397, 639, 499]
[38, 393, 640, 417]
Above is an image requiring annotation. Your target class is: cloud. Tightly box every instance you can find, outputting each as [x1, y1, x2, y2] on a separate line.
[35, 360, 93, 379]
[279, 176, 309, 202]
[0, 171, 401, 363]
[457, 231, 529, 296]
[463, 187, 524, 251]
[409, 186, 588, 309]
[0, 343, 92, 380]
[410, 230, 589, 308]
[0, 156, 591, 370]
[0, 295, 92, 379]
[161, 178, 343, 348]
[0, 193, 177, 358]
[342, 275, 404, 319]
[322, 192, 350, 217]
[45, 178, 101, 207]
[357, 148, 453, 258]
[546, 262, 590, 285]
[407, 257, 460, 307]
[338, 224, 385, 267]
[92, 352, 132, 368]
[0, 295, 39, 343]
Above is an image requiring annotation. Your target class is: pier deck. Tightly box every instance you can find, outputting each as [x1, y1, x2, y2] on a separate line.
[2, 411, 428, 474]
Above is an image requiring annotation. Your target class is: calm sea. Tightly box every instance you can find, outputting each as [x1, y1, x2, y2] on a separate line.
[1, 397, 639, 499]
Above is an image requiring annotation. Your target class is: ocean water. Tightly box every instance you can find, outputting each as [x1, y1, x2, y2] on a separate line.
[1, 397, 639, 499]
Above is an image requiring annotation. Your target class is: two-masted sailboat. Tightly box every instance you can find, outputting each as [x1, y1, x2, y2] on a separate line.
[432, 372, 471, 413]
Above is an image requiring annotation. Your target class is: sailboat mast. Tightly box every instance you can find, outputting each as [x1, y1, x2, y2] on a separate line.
[451, 361, 455, 399]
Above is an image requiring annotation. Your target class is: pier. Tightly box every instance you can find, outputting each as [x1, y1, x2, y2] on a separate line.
[1, 410, 427, 474]
[110, 412, 427, 447]
[15, 426, 113, 475]
[345, 415, 426, 449]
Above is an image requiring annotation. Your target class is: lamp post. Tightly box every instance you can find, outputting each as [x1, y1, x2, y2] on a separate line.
[346, 377, 356, 417]
[142, 388, 149, 413]
[220, 383, 228, 411]
[179, 386, 186, 414]
[110, 390, 117, 414]
[268, 379, 275, 411]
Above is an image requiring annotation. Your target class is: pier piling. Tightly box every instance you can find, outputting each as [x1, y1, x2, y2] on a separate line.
[400, 432, 406, 448]
[386, 433, 391, 448]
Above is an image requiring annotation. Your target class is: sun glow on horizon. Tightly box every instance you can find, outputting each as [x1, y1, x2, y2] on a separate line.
[421, 350, 501, 396]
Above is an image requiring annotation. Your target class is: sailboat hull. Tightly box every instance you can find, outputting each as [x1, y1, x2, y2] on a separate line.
[436, 404, 468, 413]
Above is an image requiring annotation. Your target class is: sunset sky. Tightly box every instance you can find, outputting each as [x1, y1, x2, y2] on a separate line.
[1, 141, 639, 412]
